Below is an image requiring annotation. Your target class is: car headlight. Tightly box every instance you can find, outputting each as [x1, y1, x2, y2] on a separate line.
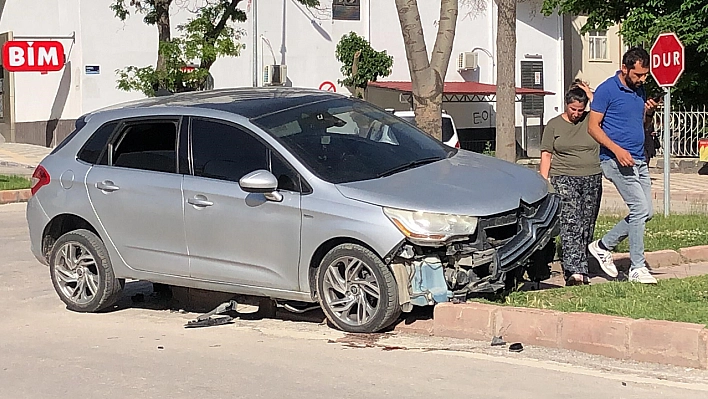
[383, 207, 478, 245]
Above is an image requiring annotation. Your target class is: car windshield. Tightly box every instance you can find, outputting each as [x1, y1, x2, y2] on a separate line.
[399, 115, 454, 143]
[252, 98, 455, 184]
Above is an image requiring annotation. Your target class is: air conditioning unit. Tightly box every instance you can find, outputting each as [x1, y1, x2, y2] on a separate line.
[263, 64, 287, 86]
[457, 52, 479, 71]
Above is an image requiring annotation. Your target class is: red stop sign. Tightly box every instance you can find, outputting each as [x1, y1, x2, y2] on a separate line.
[650, 33, 685, 87]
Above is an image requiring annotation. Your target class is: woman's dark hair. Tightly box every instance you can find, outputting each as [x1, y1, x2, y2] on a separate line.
[565, 87, 588, 106]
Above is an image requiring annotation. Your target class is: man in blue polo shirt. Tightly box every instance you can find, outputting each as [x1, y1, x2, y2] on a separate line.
[587, 47, 660, 284]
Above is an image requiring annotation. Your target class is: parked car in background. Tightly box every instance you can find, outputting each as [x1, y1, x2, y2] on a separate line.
[394, 110, 460, 149]
[26, 88, 558, 333]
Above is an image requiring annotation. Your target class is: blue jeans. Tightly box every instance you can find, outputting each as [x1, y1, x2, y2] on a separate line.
[600, 159, 653, 270]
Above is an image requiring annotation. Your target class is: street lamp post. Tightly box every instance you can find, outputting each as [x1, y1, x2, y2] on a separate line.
[471, 47, 495, 84]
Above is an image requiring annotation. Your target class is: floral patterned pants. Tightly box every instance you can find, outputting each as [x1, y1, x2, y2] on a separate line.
[550, 174, 603, 277]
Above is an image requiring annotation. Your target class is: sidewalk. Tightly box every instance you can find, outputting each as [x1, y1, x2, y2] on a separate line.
[601, 173, 708, 214]
[0, 143, 51, 176]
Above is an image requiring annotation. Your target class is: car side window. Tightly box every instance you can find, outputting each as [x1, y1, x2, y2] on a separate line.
[191, 119, 304, 192]
[270, 153, 301, 192]
[109, 121, 178, 173]
[191, 119, 268, 183]
[77, 122, 118, 164]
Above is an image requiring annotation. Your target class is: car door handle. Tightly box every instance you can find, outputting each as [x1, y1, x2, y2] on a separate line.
[96, 180, 120, 192]
[188, 195, 214, 207]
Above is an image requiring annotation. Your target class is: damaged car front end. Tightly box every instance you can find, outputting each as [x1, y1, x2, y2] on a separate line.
[384, 193, 560, 310]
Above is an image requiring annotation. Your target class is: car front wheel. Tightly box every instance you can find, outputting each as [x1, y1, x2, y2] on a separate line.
[316, 244, 401, 333]
[49, 229, 123, 312]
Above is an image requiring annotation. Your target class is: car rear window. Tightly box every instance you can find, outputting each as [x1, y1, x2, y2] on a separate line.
[442, 118, 454, 143]
[50, 116, 87, 155]
[77, 122, 118, 164]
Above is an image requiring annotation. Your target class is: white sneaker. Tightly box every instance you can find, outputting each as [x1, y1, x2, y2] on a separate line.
[629, 267, 658, 284]
[588, 240, 619, 278]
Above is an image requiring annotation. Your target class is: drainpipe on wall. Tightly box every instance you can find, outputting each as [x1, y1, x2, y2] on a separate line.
[489, 0, 496, 85]
[368, 0, 371, 41]
[252, 0, 258, 87]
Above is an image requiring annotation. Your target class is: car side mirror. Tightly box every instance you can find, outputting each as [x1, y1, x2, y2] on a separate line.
[239, 170, 283, 202]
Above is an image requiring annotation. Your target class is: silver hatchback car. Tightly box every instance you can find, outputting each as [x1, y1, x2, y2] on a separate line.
[27, 88, 559, 333]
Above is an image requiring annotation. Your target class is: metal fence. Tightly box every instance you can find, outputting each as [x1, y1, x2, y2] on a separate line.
[654, 106, 708, 158]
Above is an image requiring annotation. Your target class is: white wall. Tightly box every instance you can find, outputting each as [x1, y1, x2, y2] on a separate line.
[0, 0, 84, 123]
[515, 0, 564, 124]
[209, 0, 369, 94]
[79, 0, 159, 113]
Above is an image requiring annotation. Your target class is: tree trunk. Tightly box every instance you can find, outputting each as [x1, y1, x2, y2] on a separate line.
[200, 0, 241, 71]
[395, 0, 457, 141]
[495, 0, 516, 162]
[155, 0, 172, 74]
[351, 50, 365, 99]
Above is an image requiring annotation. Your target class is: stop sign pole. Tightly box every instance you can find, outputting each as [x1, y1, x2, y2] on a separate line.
[650, 33, 685, 216]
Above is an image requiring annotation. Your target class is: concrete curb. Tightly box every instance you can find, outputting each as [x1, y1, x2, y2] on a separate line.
[0, 160, 35, 169]
[0, 189, 31, 204]
[611, 246, 708, 267]
[602, 190, 708, 202]
[396, 302, 708, 370]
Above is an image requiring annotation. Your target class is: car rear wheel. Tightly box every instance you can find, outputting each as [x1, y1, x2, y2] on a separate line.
[49, 229, 123, 312]
[316, 244, 401, 333]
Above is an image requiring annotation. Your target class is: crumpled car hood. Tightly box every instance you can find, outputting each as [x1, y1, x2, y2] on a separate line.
[336, 150, 548, 216]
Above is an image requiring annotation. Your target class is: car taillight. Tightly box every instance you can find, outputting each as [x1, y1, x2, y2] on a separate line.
[30, 165, 50, 196]
[455, 141, 461, 149]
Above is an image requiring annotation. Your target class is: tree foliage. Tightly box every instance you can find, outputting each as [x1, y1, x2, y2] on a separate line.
[110, 0, 164, 25]
[542, 0, 708, 106]
[335, 32, 393, 98]
[115, 5, 247, 96]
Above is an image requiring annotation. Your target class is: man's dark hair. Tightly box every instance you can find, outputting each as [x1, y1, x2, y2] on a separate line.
[565, 87, 588, 106]
[622, 47, 650, 69]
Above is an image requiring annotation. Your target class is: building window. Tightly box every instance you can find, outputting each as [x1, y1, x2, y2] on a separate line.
[332, 0, 360, 21]
[588, 30, 608, 60]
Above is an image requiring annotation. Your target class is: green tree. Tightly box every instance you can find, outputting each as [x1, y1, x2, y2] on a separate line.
[111, 0, 173, 75]
[335, 32, 393, 99]
[542, 0, 708, 106]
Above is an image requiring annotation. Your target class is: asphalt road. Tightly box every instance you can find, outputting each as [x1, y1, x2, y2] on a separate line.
[2, 202, 708, 399]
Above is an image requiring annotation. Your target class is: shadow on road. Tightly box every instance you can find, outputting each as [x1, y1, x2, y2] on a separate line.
[103, 280, 329, 326]
[101, 280, 436, 331]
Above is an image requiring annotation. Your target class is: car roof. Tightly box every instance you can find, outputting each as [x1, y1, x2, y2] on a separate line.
[87, 87, 345, 120]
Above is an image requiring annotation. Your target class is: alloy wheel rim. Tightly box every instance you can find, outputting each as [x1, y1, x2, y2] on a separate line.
[54, 242, 99, 305]
[322, 256, 381, 326]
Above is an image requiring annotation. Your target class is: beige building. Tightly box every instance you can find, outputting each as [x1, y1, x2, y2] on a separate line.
[563, 15, 626, 91]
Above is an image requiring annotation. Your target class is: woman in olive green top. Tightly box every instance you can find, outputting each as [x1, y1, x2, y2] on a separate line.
[540, 84, 602, 285]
